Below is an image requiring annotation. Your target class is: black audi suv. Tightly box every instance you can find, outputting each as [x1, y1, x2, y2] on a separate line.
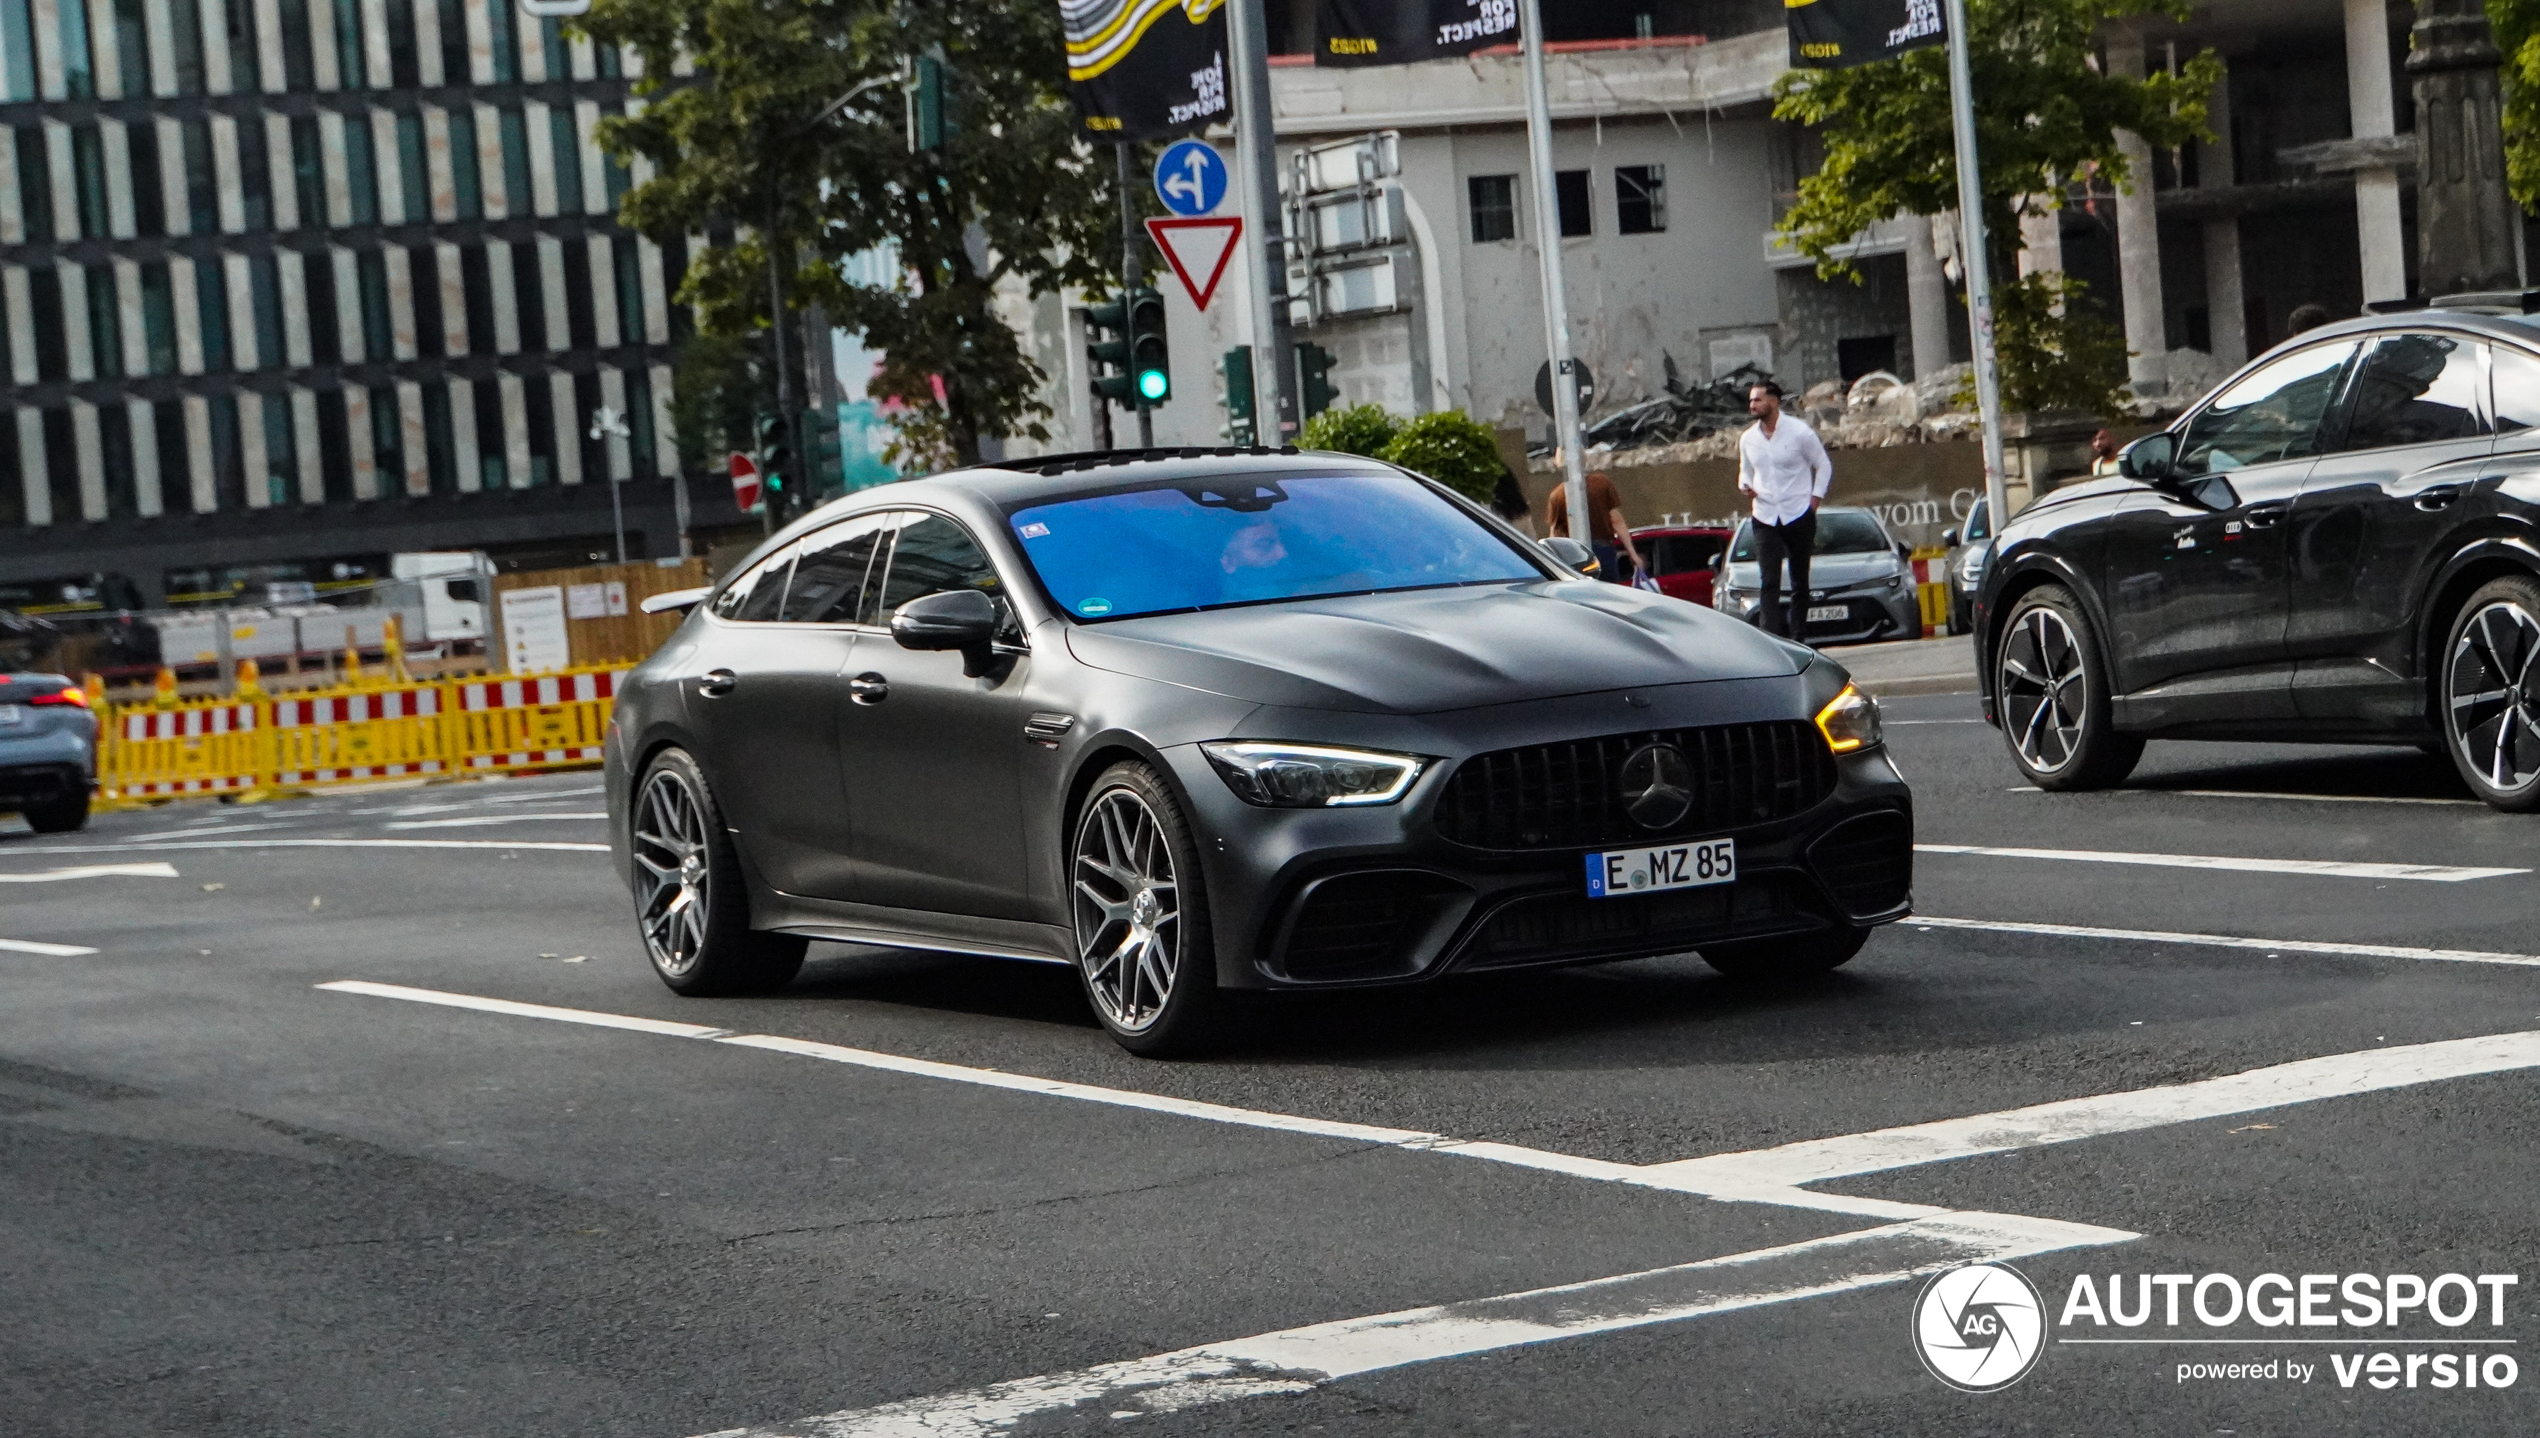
[1973, 303, 2540, 810]
[606, 451, 1913, 1053]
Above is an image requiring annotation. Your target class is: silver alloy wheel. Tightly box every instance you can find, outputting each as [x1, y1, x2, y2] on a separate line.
[632, 768, 712, 976]
[2448, 600, 2540, 795]
[1071, 787, 1179, 1033]
[1998, 606, 2089, 773]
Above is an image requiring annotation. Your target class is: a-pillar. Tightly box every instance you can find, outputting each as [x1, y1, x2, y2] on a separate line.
[2346, 0, 2409, 303]
[2200, 60, 2249, 365]
[1905, 214, 1954, 381]
[2107, 29, 2168, 394]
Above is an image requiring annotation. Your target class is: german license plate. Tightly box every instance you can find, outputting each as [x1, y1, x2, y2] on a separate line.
[0, 704, 21, 726]
[1806, 604, 1848, 623]
[1585, 838, 1735, 898]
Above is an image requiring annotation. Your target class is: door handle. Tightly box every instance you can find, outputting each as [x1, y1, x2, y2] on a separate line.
[698, 669, 737, 697]
[2242, 502, 2289, 529]
[849, 672, 889, 705]
[2413, 484, 2466, 511]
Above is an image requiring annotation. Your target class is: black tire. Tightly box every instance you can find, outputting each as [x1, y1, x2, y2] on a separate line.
[2438, 574, 2540, 812]
[628, 749, 806, 996]
[1069, 761, 1225, 1057]
[1993, 585, 2143, 790]
[22, 789, 90, 834]
[1700, 923, 1872, 979]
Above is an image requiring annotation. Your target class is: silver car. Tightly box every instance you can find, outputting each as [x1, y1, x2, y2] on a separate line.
[1941, 496, 1993, 636]
[1714, 507, 1924, 645]
[0, 671, 98, 832]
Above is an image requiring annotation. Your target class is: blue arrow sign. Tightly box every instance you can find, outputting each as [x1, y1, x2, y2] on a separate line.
[1154, 139, 1229, 218]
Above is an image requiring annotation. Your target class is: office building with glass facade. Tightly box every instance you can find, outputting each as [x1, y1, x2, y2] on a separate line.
[0, 0, 729, 610]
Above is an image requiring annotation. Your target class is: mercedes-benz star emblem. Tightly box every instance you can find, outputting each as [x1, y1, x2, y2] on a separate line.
[1619, 743, 1693, 830]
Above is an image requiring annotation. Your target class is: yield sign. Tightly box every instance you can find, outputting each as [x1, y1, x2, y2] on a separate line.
[1144, 216, 1243, 312]
[728, 451, 761, 513]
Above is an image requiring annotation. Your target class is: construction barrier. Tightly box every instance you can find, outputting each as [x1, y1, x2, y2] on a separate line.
[1910, 547, 1955, 638]
[97, 664, 630, 806]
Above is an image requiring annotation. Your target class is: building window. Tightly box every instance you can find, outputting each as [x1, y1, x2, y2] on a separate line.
[434, 0, 466, 85]
[499, 107, 531, 218]
[1615, 164, 1665, 234]
[488, 2, 519, 81]
[537, 15, 566, 78]
[344, 116, 378, 224]
[512, 245, 545, 350]
[523, 375, 555, 485]
[1554, 169, 1591, 238]
[170, 0, 205, 93]
[626, 369, 655, 473]
[141, 262, 177, 373]
[29, 267, 66, 379]
[548, 108, 583, 213]
[614, 235, 644, 343]
[394, 111, 427, 224]
[276, 0, 314, 91]
[58, 0, 94, 97]
[316, 389, 352, 500]
[290, 115, 323, 230]
[207, 392, 243, 510]
[71, 126, 110, 238]
[219, 0, 256, 96]
[303, 249, 339, 362]
[102, 405, 136, 518]
[238, 120, 273, 230]
[560, 238, 594, 349]
[1468, 174, 1516, 243]
[111, 0, 147, 101]
[2, 0, 35, 101]
[153, 403, 188, 510]
[408, 244, 445, 356]
[460, 245, 495, 356]
[356, 249, 393, 359]
[598, 40, 619, 79]
[601, 149, 629, 212]
[129, 122, 166, 234]
[423, 382, 456, 491]
[330, 0, 363, 88]
[574, 370, 602, 477]
[383, 0, 415, 87]
[43, 408, 79, 522]
[181, 118, 218, 232]
[249, 253, 284, 369]
[261, 396, 295, 504]
[370, 385, 403, 486]
[448, 108, 481, 220]
[86, 266, 122, 377]
[195, 257, 230, 370]
[16, 127, 54, 240]
[473, 382, 505, 487]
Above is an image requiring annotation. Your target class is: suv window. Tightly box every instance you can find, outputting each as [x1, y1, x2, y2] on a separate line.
[2335, 333, 2489, 451]
[779, 512, 894, 624]
[712, 546, 793, 621]
[874, 512, 1011, 625]
[2176, 341, 2357, 476]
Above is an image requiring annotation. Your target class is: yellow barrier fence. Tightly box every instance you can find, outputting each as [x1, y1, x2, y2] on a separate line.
[98, 664, 630, 805]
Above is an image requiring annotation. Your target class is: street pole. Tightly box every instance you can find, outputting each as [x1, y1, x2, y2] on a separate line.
[1942, 0, 2011, 530]
[1518, 0, 1589, 544]
[1116, 142, 1154, 449]
[765, 187, 799, 536]
[1229, 0, 1299, 443]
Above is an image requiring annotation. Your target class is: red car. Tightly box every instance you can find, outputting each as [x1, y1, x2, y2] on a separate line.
[1629, 524, 1731, 606]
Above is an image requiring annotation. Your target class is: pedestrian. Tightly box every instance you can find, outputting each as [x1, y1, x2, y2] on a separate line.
[2286, 302, 2333, 339]
[1736, 379, 1831, 639]
[1543, 469, 1645, 583]
[1490, 460, 1535, 537]
[2089, 428, 2121, 477]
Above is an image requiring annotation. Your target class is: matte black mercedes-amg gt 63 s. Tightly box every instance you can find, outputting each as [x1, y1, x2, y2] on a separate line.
[1975, 304, 2540, 811]
[606, 451, 1913, 1053]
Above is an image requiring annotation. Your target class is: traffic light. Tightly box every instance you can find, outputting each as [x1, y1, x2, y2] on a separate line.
[1222, 347, 1255, 445]
[756, 414, 793, 505]
[1298, 342, 1339, 418]
[804, 407, 844, 495]
[910, 49, 955, 153]
[1085, 295, 1134, 407]
[1126, 285, 1169, 406]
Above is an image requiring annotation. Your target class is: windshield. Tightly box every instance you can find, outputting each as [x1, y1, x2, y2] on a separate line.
[1728, 510, 1892, 562]
[1006, 471, 1544, 621]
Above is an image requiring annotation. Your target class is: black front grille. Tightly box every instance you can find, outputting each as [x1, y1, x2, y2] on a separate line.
[1431, 721, 1837, 850]
[1279, 872, 1463, 980]
[1807, 810, 1914, 917]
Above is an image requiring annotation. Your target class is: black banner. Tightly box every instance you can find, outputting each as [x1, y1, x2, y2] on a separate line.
[1314, 0, 1518, 68]
[1786, 0, 1947, 70]
[1064, 0, 1230, 142]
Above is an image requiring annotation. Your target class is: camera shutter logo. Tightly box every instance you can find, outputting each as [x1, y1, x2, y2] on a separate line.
[1913, 1262, 2047, 1392]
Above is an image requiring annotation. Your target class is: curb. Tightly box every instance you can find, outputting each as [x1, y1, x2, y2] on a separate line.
[1853, 676, 1980, 699]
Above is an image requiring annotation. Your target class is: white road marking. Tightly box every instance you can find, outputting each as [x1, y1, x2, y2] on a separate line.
[687, 1212, 2136, 1438]
[1913, 914, 2540, 968]
[317, 980, 731, 1038]
[1915, 843, 2525, 882]
[1644, 1028, 2540, 1193]
[4, 838, 608, 854]
[1885, 718, 1980, 725]
[0, 861, 182, 882]
[2007, 785, 2479, 807]
[382, 812, 607, 830]
[111, 821, 299, 841]
[0, 937, 97, 955]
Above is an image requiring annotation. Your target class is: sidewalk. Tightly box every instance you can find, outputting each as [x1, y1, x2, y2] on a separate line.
[1823, 634, 1979, 698]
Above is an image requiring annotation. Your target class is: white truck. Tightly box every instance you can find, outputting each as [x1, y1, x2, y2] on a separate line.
[391, 552, 496, 644]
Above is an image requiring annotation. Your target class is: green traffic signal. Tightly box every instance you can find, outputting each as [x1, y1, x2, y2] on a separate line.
[1127, 285, 1169, 407]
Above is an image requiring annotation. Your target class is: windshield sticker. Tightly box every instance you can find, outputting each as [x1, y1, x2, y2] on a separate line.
[1079, 597, 1112, 615]
[1018, 522, 1050, 538]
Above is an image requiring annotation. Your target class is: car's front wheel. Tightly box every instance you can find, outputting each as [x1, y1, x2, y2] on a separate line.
[2440, 575, 2540, 812]
[22, 788, 89, 833]
[1070, 761, 1224, 1057]
[629, 749, 805, 996]
[1994, 586, 2142, 790]
[1700, 924, 1870, 979]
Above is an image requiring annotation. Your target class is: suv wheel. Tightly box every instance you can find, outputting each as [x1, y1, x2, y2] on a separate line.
[1070, 762, 1224, 1057]
[1994, 586, 2143, 790]
[2441, 575, 2540, 812]
[630, 750, 806, 995]
[22, 789, 89, 834]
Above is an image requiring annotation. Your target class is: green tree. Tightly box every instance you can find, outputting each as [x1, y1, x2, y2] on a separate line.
[1774, 0, 2218, 411]
[2494, 0, 2540, 212]
[1379, 411, 1506, 506]
[1299, 403, 1400, 457]
[578, 0, 1124, 474]
[665, 328, 767, 476]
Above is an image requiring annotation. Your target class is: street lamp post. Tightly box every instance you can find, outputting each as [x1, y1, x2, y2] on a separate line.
[590, 405, 635, 563]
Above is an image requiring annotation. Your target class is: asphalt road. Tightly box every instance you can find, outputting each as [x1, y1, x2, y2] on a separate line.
[5, 691, 2539, 1436]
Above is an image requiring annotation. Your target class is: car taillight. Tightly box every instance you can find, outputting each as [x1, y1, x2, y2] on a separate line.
[26, 687, 88, 708]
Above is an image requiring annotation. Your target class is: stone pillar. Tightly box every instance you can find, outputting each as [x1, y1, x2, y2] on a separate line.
[2200, 59, 2249, 365]
[2410, 0, 2521, 295]
[1905, 214, 1953, 381]
[2016, 198, 2064, 280]
[2347, 0, 2409, 303]
[2107, 30, 2168, 394]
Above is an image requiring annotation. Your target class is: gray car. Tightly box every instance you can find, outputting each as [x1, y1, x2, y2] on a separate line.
[1714, 507, 1924, 645]
[0, 671, 99, 832]
[1941, 496, 1994, 636]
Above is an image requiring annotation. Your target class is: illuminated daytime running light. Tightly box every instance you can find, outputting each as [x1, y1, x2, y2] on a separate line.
[1813, 684, 1881, 754]
[1200, 742, 1428, 808]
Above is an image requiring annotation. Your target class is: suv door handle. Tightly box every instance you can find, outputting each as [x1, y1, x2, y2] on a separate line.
[2414, 483, 2467, 511]
[698, 669, 737, 697]
[2242, 502, 2290, 529]
[849, 672, 889, 705]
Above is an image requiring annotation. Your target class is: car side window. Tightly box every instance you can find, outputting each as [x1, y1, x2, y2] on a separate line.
[2175, 341, 2358, 476]
[2334, 333, 2489, 451]
[2493, 346, 2540, 434]
[779, 513, 893, 624]
[874, 512, 1011, 628]
[712, 547, 794, 622]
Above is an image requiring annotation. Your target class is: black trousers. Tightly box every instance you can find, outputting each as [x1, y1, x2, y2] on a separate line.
[1754, 509, 1816, 639]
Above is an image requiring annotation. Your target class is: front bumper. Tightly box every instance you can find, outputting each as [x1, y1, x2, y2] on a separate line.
[1164, 673, 1913, 990]
[1720, 584, 1922, 645]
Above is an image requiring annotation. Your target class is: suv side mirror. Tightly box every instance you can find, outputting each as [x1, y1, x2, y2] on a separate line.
[1942, 527, 1960, 548]
[893, 588, 999, 654]
[1540, 535, 1599, 577]
[2118, 432, 2177, 481]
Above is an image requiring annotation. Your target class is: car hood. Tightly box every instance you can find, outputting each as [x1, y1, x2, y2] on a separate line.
[1064, 582, 1805, 715]
[1726, 551, 1901, 589]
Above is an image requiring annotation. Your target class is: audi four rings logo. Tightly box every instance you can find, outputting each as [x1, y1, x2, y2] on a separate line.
[1914, 1262, 2048, 1392]
[1618, 743, 1693, 829]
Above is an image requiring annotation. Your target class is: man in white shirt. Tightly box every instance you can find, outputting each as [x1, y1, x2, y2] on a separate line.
[1736, 379, 1833, 640]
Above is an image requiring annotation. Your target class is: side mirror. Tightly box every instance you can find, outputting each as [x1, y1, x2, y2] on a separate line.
[2117, 432, 2177, 481]
[1942, 527, 1960, 548]
[892, 588, 1000, 661]
[1540, 535, 1600, 577]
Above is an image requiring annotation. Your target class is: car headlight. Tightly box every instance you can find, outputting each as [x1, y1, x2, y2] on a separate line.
[1200, 741, 1429, 807]
[1959, 546, 1989, 584]
[1813, 684, 1882, 754]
